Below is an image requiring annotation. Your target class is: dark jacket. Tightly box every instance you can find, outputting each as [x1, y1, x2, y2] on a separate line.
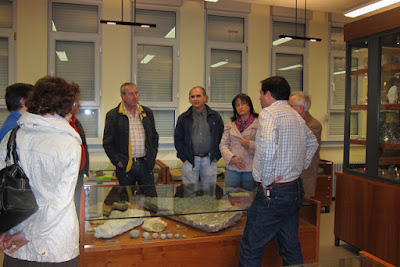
[103, 103, 159, 176]
[174, 105, 224, 166]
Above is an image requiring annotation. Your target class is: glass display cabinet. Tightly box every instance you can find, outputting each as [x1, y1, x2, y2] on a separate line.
[344, 28, 400, 183]
[79, 183, 320, 266]
[335, 7, 400, 267]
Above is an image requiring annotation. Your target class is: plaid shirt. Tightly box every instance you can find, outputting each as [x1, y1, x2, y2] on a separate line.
[124, 104, 146, 158]
[253, 100, 318, 186]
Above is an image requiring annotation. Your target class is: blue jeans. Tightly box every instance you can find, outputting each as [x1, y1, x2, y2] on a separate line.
[182, 156, 217, 197]
[225, 169, 256, 191]
[239, 179, 305, 266]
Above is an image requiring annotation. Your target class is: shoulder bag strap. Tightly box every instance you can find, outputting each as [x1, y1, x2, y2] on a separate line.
[6, 126, 20, 165]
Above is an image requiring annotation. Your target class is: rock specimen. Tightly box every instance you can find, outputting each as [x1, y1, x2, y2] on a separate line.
[113, 201, 129, 211]
[142, 217, 167, 232]
[130, 230, 140, 238]
[94, 209, 150, 239]
[143, 196, 243, 232]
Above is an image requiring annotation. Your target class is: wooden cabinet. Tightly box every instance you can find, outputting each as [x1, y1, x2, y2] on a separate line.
[335, 7, 400, 266]
[313, 160, 333, 213]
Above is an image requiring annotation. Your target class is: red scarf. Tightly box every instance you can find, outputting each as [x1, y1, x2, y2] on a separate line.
[235, 114, 254, 133]
[70, 116, 86, 171]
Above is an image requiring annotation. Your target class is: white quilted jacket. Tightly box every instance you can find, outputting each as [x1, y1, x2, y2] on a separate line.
[0, 112, 82, 263]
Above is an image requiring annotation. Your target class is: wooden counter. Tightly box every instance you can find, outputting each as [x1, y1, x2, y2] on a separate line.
[80, 196, 320, 267]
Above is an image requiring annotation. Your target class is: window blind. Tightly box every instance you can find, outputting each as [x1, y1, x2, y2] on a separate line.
[276, 53, 303, 92]
[210, 49, 242, 103]
[52, 2, 98, 33]
[0, 0, 12, 28]
[56, 41, 95, 102]
[75, 109, 98, 139]
[0, 37, 8, 97]
[207, 15, 244, 43]
[152, 110, 175, 137]
[135, 9, 175, 39]
[137, 45, 173, 102]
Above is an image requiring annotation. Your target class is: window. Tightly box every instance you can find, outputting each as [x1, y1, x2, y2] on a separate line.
[272, 18, 308, 93]
[132, 6, 179, 142]
[328, 25, 354, 138]
[48, 0, 102, 141]
[206, 12, 247, 119]
[0, 0, 15, 126]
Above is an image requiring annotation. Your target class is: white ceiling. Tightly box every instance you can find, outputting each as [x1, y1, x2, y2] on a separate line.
[232, 0, 400, 18]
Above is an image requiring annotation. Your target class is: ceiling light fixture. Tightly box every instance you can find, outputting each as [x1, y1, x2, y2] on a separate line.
[100, 0, 156, 28]
[344, 0, 400, 18]
[211, 60, 229, 68]
[279, 0, 322, 43]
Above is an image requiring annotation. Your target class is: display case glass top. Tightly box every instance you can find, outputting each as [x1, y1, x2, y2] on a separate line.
[84, 183, 256, 221]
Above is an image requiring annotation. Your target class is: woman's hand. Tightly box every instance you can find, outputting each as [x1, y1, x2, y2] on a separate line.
[0, 232, 29, 253]
[240, 138, 250, 148]
[231, 156, 246, 169]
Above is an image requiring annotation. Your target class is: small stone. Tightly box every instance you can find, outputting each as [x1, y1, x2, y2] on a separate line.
[142, 232, 150, 239]
[152, 233, 159, 239]
[182, 235, 187, 239]
[167, 233, 173, 239]
[174, 233, 180, 239]
[113, 201, 129, 211]
[130, 230, 140, 238]
[176, 225, 180, 229]
[160, 234, 166, 239]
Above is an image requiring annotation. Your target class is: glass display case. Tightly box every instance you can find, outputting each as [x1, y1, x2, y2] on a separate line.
[80, 183, 320, 266]
[344, 27, 400, 184]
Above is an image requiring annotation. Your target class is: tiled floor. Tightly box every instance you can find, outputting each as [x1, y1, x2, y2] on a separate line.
[0, 201, 358, 266]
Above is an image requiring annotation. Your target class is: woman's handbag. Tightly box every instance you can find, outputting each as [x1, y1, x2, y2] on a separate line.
[0, 126, 38, 234]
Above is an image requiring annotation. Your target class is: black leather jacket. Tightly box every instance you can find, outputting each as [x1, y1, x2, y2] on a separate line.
[103, 103, 159, 175]
[174, 105, 224, 166]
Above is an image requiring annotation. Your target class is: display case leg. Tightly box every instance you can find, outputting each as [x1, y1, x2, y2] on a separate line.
[325, 206, 330, 213]
[335, 237, 340, 246]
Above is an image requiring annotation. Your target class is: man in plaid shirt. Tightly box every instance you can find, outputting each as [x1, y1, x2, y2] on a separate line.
[239, 76, 318, 266]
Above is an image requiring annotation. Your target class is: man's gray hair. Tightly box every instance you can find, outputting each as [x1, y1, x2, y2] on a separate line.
[290, 92, 311, 113]
[120, 82, 137, 95]
[189, 86, 207, 96]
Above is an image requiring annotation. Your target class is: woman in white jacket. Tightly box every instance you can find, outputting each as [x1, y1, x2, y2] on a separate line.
[220, 94, 259, 191]
[0, 76, 82, 266]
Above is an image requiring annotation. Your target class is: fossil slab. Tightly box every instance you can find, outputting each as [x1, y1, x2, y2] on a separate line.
[94, 209, 150, 239]
[143, 196, 243, 232]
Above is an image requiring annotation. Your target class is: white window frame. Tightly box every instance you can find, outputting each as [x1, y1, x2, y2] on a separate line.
[271, 16, 309, 94]
[205, 10, 248, 112]
[132, 4, 180, 144]
[48, 0, 102, 143]
[0, 0, 16, 106]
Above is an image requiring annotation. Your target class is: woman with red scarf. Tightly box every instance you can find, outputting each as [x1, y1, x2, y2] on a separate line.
[220, 94, 259, 191]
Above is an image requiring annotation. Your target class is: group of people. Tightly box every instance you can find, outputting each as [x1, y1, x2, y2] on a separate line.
[0, 75, 321, 266]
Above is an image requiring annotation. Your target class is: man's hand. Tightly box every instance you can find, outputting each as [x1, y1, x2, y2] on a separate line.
[117, 161, 124, 168]
[0, 232, 29, 253]
[231, 156, 246, 169]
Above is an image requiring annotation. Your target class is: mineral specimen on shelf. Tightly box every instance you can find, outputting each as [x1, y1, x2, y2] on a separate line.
[167, 233, 173, 239]
[152, 233, 159, 239]
[94, 209, 150, 239]
[113, 201, 129, 211]
[142, 217, 167, 232]
[160, 233, 167, 239]
[130, 229, 140, 238]
[182, 235, 187, 239]
[89, 220, 106, 226]
[174, 233, 180, 238]
[143, 196, 243, 232]
[142, 232, 150, 239]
